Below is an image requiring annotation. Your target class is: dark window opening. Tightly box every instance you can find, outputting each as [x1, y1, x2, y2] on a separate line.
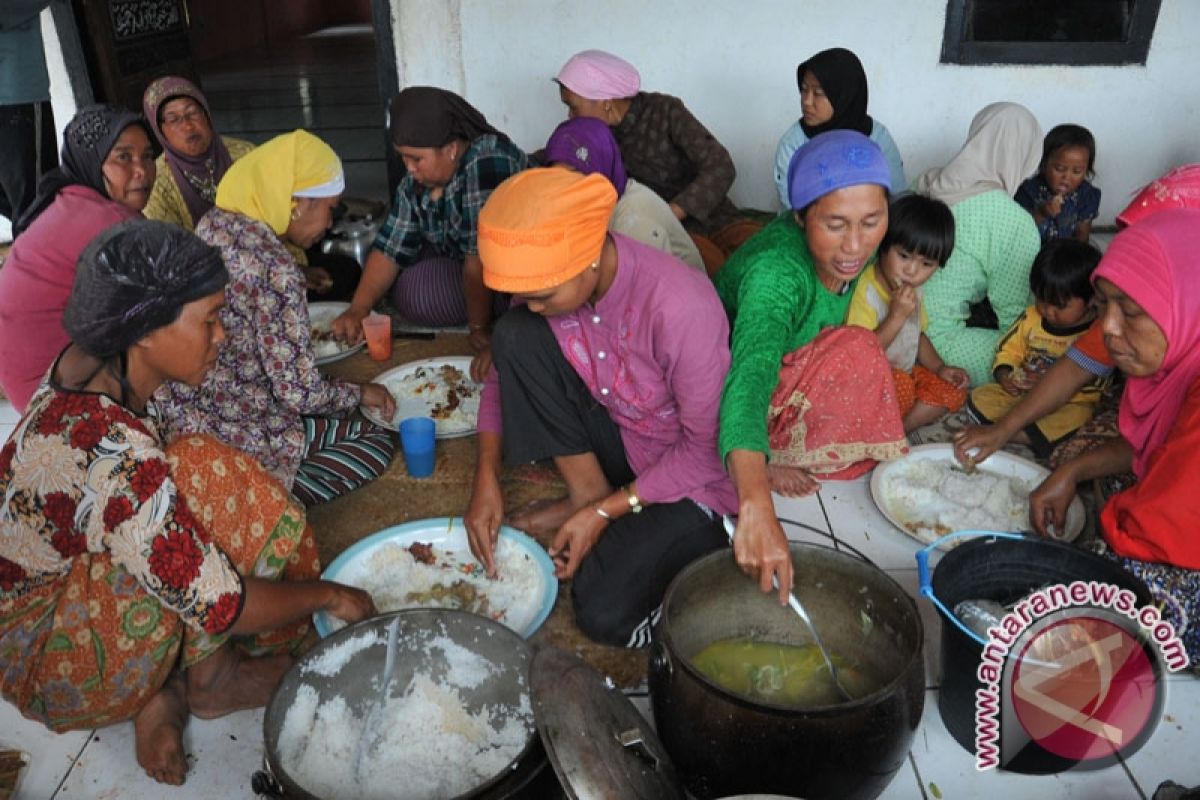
[941, 0, 1162, 65]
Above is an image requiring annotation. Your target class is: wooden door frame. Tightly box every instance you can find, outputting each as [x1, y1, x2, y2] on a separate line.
[370, 0, 401, 197]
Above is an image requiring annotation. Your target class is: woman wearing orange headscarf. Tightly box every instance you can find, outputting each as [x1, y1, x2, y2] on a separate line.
[463, 168, 735, 647]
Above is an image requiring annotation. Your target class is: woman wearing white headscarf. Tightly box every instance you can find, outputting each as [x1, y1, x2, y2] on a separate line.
[915, 102, 1043, 386]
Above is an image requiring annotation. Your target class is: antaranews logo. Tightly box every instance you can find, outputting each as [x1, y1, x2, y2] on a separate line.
[974, 580, 1187, 772]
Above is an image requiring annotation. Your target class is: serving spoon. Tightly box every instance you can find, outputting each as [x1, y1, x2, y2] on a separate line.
[723, 516, 853, 702]
[353, 615, 404, 776]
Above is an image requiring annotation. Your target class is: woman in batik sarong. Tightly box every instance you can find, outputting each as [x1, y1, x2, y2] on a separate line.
[715, 130, 906, 601]
[0, 220, 375, 786]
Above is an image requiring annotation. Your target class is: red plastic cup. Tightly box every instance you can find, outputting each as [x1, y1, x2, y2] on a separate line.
[361, 313, 392, 361]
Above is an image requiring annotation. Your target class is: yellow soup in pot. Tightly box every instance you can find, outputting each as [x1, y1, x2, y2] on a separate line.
[691, 637, 877, 707]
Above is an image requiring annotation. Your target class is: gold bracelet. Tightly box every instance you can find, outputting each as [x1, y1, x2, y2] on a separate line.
[593, 504, 612, 521]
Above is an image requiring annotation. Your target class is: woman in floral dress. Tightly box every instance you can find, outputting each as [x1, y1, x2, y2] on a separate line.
[0, 220, 375, 786]
[153, 130, 396, 505]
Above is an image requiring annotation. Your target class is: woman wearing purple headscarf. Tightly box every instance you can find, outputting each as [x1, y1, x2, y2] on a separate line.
[544, 117, 702, 270]
[716, 131, 906, 602]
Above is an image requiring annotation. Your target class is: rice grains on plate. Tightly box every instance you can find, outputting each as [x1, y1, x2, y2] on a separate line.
[326, 538, 543, 636]
[882, 458, 1032, 543]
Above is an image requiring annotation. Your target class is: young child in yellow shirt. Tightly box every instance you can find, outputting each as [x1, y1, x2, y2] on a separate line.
[967, 238, 1107, 457]
[846, 194, 970, 432]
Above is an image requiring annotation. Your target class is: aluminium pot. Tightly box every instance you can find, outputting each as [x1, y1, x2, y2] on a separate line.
[649, 542, 925, 800]
[261, 609, 549, 800]
[320, 197, 386, 265]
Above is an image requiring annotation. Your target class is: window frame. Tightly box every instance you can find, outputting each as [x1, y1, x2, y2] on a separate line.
[940, 0, 1163, 66]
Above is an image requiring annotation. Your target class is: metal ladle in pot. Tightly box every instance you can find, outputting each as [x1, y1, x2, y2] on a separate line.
[352, 615, 404, 776]
[723, 516, 853, 702]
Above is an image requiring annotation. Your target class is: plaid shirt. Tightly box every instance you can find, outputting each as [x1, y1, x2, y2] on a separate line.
[373, 134, 529, 265]
[613, 92, 738, 233]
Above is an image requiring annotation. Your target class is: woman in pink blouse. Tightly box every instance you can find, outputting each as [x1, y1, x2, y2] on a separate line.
[0, 105, 153, 411]
[464, 168, 735, 647]
[0, 220, 374, 786]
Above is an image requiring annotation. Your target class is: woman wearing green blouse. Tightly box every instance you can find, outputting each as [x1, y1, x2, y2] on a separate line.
[716, 131, 907, 599]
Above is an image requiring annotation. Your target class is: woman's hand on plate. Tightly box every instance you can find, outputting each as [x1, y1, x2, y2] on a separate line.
[322, 581, 377, 624]
[359, 383, 396, 420]
[331, 306, 367, 344]
[469, 346, 493, 384]
[1028, 465, 1077, 539]
[953, 425, 1005, 466]
[465, 471, 504, 577]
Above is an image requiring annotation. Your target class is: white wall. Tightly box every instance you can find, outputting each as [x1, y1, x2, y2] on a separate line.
[392, 0, 1200, 224]
[41, 5, 75, 155]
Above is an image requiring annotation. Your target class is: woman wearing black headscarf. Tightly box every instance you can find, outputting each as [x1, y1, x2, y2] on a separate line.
[0, 104, 154, 411]
[0, 219, 375, 786]
[771, 47, 906, 207]
[330, 86, 529, 380]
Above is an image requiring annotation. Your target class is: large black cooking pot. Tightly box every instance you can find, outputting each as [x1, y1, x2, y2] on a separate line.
[928, 534, 1157, 773]
[649, 542, 925, 800]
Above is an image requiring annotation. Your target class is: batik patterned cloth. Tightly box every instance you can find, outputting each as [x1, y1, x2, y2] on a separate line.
[611, 92, 739, 233]
[767, 326, 909, 478]
[154, 207, 361, 487]
[0, 386, 316, 731]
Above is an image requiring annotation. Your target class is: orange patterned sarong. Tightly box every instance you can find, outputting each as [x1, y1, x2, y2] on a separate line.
[767, 326, 909, 479]
[0, 435, 319, 731]
[892, 365, 968, 417]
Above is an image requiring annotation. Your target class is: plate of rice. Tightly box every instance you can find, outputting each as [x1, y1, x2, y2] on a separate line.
[364, 357, 481, 438]
[870, 444, 1085, 550]
[314, 517, 558, 638]
[309, 301, 366, 366]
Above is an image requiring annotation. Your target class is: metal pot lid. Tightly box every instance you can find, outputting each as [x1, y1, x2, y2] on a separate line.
[531, 646, 683, 800]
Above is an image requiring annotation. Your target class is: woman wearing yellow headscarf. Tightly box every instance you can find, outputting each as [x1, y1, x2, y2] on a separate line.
[154, 130, 397, 506]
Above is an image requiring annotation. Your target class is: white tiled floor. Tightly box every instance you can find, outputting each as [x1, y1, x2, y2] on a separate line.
[3, 393, 1197, 797]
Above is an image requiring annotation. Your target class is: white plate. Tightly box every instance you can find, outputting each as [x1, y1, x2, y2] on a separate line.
[308, 301, 366, 366]
[869, 443, 1085, 550]
[364, 356, 481, 438]
[313, 517, 558, 638]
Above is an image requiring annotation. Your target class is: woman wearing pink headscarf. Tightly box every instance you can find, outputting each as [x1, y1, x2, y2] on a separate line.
[553, 49, 760, 273]
[955, 163, 1200, 466]
[1027, 209, 1200, 667]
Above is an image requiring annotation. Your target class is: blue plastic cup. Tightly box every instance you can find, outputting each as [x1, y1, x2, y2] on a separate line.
[399, 417, 436, 478]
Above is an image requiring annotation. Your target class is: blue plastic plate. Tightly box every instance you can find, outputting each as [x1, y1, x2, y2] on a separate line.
[313, 517, 558, 639]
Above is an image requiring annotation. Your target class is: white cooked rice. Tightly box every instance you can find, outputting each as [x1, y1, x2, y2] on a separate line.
[883, 459, 1033, 542]
[312, 337, 345, 358]
[301, 630, 382, 677]
[326, 538, 543, 636]
[277, 629, 533, 800]
[309, 310, 353, 359]
[385, 363, 480, 434]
